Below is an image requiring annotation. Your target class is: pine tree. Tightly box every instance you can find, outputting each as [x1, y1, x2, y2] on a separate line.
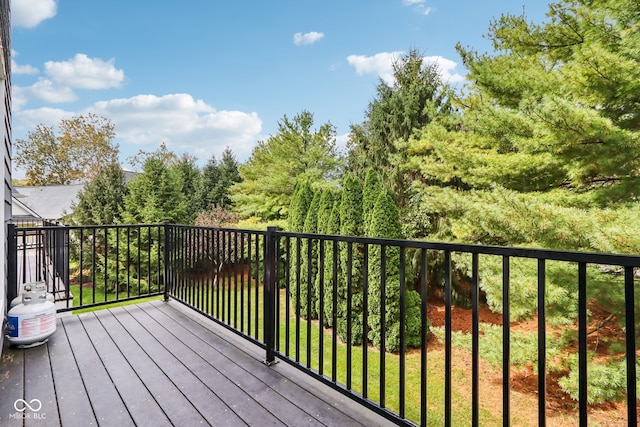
[70, 162, 127, 226]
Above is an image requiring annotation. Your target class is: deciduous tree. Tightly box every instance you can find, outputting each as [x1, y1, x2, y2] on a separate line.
[15, 113, 118, 185]
[232, 110, 343, 220]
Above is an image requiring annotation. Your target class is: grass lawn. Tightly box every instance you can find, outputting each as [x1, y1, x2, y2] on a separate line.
[173, 281, 513, 426]
[67, 284, 163, 314]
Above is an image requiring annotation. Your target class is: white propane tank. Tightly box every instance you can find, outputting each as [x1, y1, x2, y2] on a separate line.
[10, 282, 55, 309]
[6, 284, 57, 348]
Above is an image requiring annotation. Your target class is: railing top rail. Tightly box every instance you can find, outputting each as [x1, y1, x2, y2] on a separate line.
[11, 223, 640, 266]
[12, 223, 168, 232]
[277, 230, 640, 267]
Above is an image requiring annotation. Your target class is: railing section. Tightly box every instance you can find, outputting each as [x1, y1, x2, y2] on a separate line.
[165, 226, 640, 427]
[8, 223, 166, 312]
[8, 223, 639, 426]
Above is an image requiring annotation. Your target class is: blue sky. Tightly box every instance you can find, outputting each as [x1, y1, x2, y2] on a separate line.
[10, 0, 550, 173]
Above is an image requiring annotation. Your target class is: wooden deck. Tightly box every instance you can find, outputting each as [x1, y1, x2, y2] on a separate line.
[0, 300, 395, 427]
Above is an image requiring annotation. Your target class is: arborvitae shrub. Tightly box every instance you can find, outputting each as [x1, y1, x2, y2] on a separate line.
[322, 203, 341, 327]
[362, 168, 382, 236]
[289, 181, 314, 316]
[368, 192, 423, 352]
[338, 174, 364, 345]
[299, 190, 321, 319]
[314, 189, 337, 322]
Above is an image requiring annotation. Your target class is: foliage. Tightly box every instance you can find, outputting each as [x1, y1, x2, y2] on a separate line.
[313, 188, 338, 324]
[299, 190, 321, 319]
[126, 141, 179, 170]
[288, 180, 313, 232]
[231, 110, 343, 220]
[337, 174, 364, 344]
[392, 1, 640, 402]
[70, 162, 128, 226]
[430, 324, 558, 373]
[347, 48, 453, 207]
[321, 202, 341, 327]
[368, 191, 422, 352]
[288, 181, 314, 317]
[173, 153, 203, 224]
[195, 206, 240, 228]
[362, 168, 383, 236]
[15, 113, 118, 185]
[197, 147, 241, 210]
[400, 0, 640, 249]
[558, 357, 638, 404]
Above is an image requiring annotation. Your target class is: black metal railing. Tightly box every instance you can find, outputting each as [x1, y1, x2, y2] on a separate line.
[8, 223, 166, 311]
[163, 226, 639, 427]
[7, 223, 640, 426]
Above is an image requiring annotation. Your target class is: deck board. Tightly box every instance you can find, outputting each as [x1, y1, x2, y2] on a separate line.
[23, 343, 58, 427]
[92, 309, 209, 426]
[48, 321, 97, 427]
[1, 300, 395, 427]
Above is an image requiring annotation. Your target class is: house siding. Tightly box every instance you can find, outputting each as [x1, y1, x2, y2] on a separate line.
[1, 0, 11, 356]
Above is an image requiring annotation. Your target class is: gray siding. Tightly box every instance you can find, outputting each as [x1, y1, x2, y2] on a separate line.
[1, 0, 11, 356]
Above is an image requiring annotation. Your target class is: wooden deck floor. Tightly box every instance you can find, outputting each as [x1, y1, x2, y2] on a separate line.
[0, 300, 395, 427]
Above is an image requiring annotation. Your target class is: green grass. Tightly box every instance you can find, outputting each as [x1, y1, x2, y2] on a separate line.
[171, 280, 507, 426]
[67, 284, 163, 314]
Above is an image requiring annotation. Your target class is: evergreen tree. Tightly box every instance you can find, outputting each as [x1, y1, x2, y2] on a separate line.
[123, 157, 189, 224]
[337, 174, 364, 344]
[396, 0, 640, 400]
[198, 154, 221, 210]
[347, 49, 452, 206]
[367, 192, 422, 352]
[71, 162, 127, 226]
[214, 147, 241, 208]
[173, 154, 202, 224]
[299, 190, 321, 319]
[199, 147, 242, 211]
[322, 202, 341, 327]
[362, 168, 383, 235]
[288, 180, 314, 316]
[402, 0, 640, 251]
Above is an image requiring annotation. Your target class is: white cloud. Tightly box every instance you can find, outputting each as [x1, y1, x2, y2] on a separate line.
[293, 31, 325, 46]
[13, 106, 74, 133]
[335, 132, 350, 157]
[11, 0, 57, 28]
[348, 51, 464, 85]
[423, 55, 464, 83]
[13, 54, 126, 108]
[347, 51, 402, 84]
[44, 54, 125, 90]
[402, 0, 432, 15]
[11, 60, 39, 75]
[89, 93, 262, 161]
[22, 78, 78, 103]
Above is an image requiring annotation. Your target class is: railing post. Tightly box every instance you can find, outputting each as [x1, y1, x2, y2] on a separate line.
[263, 226, 278, 366]
[163, 221, 171, 301]
[7, 223, 18, 303]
